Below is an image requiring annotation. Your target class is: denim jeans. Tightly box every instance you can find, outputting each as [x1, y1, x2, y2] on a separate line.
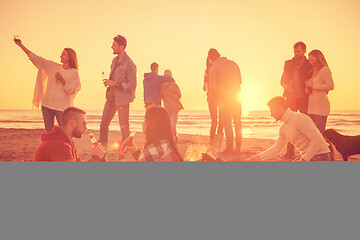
[219, 100, 242, 148]
[309, 114, 328, 134]
[42, 106, 63, 132]
[208, 98, 223, 139]
[99, 97, 130, 149]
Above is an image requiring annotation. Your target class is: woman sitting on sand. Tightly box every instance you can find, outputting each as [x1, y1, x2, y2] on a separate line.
[124, 107, 183, 161]
[14, 36, 81, 132]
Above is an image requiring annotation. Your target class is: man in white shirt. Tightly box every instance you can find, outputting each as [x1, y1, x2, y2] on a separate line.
[249, 96, 333, 161]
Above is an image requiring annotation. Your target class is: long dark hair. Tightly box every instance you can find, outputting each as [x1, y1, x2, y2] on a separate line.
[309, 49, 328, 75]
[143, 107, 183, 160]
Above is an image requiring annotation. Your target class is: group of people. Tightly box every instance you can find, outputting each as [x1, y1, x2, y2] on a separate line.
[203, 41, 335, 161]
[14, 34, 335, 161]
[143, 62, 183, 142]
[15, 35, 183, 161]
[249, 42, 335, 161]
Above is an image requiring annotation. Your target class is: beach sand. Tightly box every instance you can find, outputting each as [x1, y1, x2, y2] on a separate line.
[0, 128, 357, 161]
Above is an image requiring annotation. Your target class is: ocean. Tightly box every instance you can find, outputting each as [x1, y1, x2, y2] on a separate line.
[0, 110, 359, 139]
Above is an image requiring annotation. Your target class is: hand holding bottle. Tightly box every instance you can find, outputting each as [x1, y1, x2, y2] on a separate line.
[102, 71, 111, 87]
[89, 133, 106, 159]
[13, 35, 21, 45]
[119, 131, 136, 155]
[91, 143, 106, 159]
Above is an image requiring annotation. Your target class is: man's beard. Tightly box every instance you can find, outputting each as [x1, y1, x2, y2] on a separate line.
[294, 55, 304, 61]
[72, 127, 85, 139]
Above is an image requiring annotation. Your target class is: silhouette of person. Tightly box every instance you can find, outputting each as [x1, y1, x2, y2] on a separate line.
[203, 55, 224, 147]
[207, 48, 242, 154]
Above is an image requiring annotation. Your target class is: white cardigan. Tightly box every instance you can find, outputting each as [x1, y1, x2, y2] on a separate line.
[29, 52, 81, 111]
[308, 66, 334, 116]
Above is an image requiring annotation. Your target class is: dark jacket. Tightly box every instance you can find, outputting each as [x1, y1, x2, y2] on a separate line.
[281, 57, 312, 97]
[108, 53, 137, 105]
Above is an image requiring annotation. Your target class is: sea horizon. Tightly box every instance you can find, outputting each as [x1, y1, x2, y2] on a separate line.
[1, 109, 360, 140]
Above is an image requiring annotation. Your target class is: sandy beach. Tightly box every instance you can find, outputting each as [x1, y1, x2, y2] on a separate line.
[1, 128, 357, 161]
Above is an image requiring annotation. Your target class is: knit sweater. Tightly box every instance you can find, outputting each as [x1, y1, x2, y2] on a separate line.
[258, 109, 330, 160]
[308, 66, 334, 116]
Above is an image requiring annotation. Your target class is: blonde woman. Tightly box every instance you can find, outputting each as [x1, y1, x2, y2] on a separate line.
[160, 69, 183, 141]
[305, 50, 334, 134]
[14, 37, 81, 132]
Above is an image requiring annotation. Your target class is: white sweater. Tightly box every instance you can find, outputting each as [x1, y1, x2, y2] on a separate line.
[308, 66, 334, 116]
[258, 109, 330, 161]
[29, 52, 81, 111]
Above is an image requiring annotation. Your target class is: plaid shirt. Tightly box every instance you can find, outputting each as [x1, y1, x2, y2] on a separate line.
[138, 140, 180, 161]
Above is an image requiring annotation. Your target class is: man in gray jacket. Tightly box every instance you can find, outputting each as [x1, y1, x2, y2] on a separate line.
[208, 48, 242, 154]
[100, 35, 137, 159]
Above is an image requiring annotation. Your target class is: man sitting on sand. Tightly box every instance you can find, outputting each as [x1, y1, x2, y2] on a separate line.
[249, 96, 333, 161]
[34, 107, 105, 161]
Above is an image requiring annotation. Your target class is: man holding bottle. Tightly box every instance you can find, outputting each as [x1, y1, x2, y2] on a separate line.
[280, 41, 312, 159]
[99, 35, 137, 160]
[34, 107, 105, 161]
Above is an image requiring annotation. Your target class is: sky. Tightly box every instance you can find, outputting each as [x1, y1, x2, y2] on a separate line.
[1, 0, 360, 112]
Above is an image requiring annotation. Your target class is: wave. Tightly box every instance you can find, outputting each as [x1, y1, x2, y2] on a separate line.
[1, 110, 360, 139]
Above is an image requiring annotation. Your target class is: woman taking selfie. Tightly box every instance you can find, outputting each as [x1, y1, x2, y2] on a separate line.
[14, 36, 81, 132]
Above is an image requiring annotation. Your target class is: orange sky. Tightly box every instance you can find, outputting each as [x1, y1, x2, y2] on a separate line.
[1, 0, 360, 111]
